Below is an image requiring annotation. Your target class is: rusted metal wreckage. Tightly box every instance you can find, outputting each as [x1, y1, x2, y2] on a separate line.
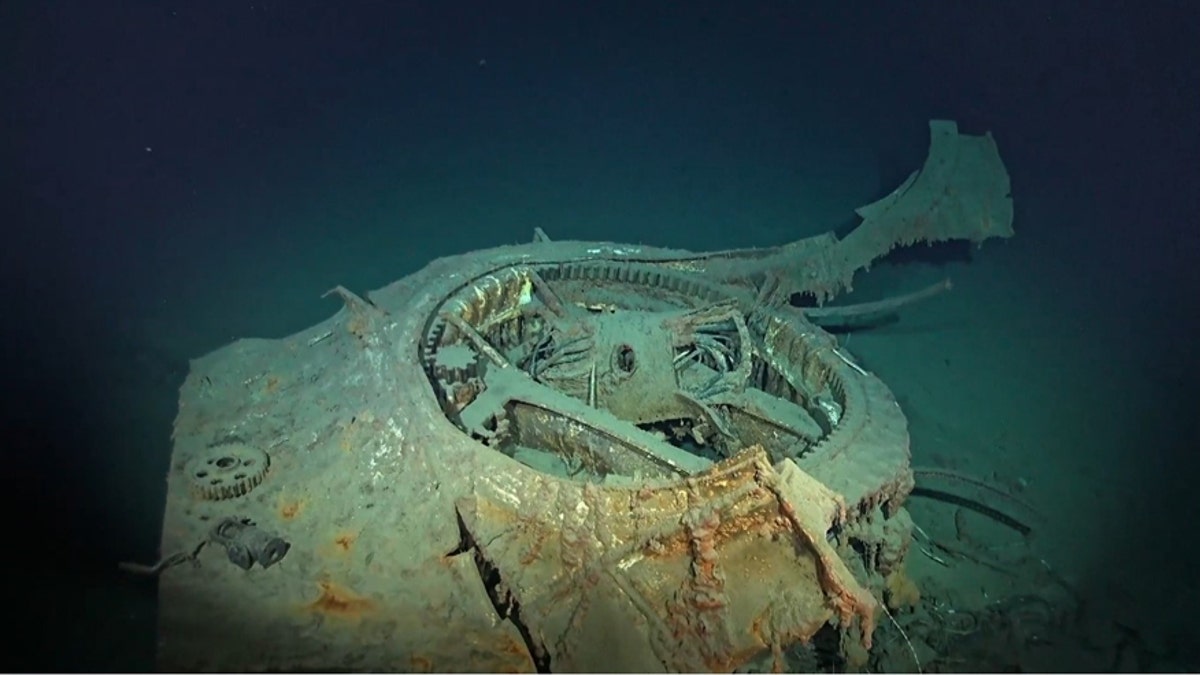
[152, 120, 1012, 671]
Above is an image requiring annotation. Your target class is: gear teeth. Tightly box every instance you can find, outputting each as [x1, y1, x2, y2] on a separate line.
[185, 443, 270, 501]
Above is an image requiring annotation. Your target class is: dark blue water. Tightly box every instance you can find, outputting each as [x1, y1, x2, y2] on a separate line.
[4, 1, 1197, 670]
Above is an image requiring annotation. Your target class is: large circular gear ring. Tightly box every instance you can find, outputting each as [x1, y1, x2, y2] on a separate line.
[185, 443, 270, 500]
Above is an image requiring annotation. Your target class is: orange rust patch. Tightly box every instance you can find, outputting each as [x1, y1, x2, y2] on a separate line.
[307, 579, 375, 619]
[333, 532, 357, 552]
[750, 612, 767, 644]
[278, 498, 305, 520]
[264, 375, 280, 394]
[499, 634, 532, 659]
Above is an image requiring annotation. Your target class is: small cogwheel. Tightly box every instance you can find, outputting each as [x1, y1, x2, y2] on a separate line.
[185, 443, 270, 500]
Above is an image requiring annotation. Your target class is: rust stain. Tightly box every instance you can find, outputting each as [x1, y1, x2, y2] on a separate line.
[278, 498, 305, 520]
[347, 314, 368, 340]
[749, 612, 767, 644]
[264, 375, 280, 394]
[338, 413, 374, 451]
[517, 528, 548, 565]
[306, 579, 376, 619]
[333, 532, 357, 552]
[498, 634, 532, 660]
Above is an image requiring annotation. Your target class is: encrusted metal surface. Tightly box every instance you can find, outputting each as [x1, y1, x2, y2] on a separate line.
[154, 120, 1012, 671]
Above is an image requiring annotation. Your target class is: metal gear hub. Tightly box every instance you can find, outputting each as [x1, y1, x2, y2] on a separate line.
[184, 443, 269, 501]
